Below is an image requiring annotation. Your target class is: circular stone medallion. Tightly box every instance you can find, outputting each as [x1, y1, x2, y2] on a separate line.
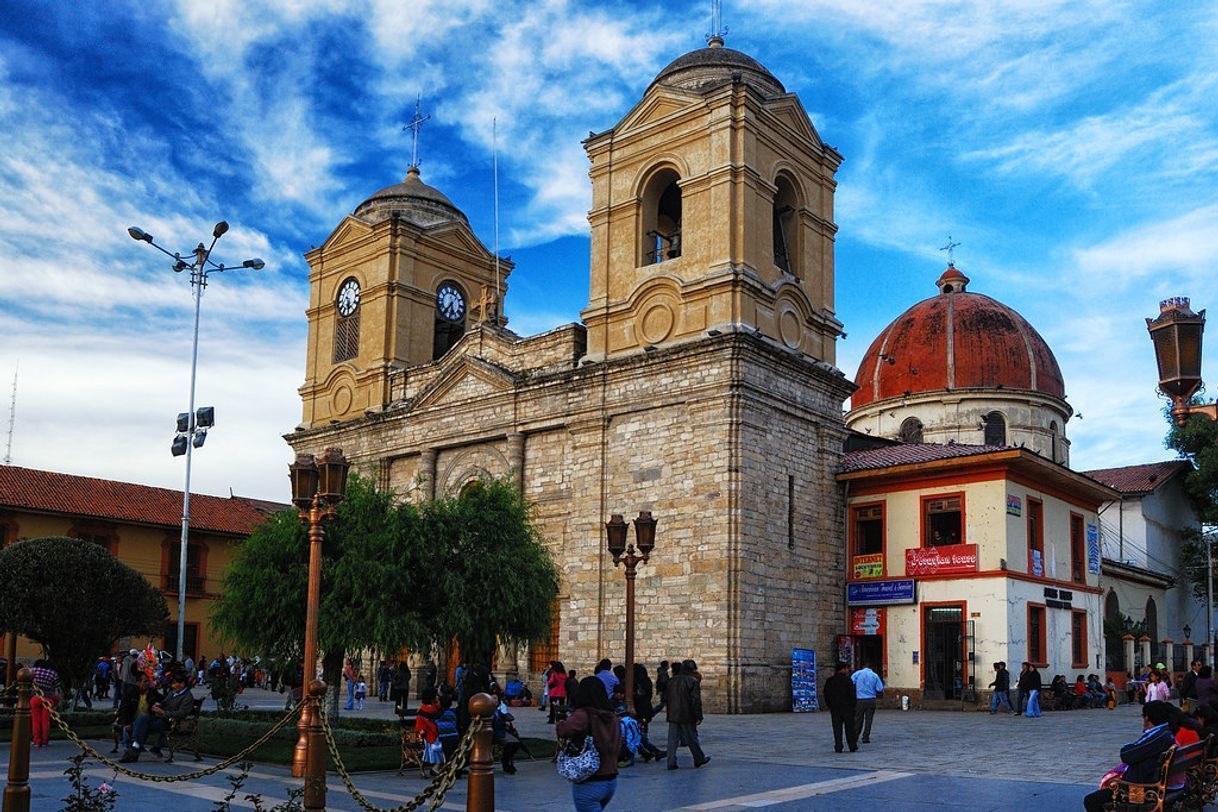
[639, 303, 676, 345]
[779, 308, 802, 349]
[332, 384, 354, 416]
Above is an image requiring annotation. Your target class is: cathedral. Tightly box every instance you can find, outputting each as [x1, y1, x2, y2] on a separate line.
[285, 36, 853, 713]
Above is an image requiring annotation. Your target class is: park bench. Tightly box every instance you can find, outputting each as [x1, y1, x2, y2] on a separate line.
[1182, 734, 1218, 809]
[1105, 739, 1206, 811]
[398, 714, 426, 777]
[164, 697, 205, 763]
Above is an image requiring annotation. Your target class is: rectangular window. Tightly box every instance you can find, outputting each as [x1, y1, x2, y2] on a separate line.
[75, 531, 115, 554]
[1027, 497, 1044, 576]
[1070, 513, 1085, 584]
[333, 312, 360, 363]
[852, 504, 884, 556]
[163, 622, 199, 663]
[923, 496, 962, 547]
[1028, 604, 1047, 665]
[1072, 610, 1087, 668]
[166, 543, 206, 594]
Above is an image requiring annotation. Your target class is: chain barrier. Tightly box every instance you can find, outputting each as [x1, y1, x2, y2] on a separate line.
[318, 701, 482, 812]
[31, 682, 305, 783]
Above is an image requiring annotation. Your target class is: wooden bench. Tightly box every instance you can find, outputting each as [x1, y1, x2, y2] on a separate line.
[164, 697, 205, 763]
[399, 725, 426, 777]
[1183, 735, 1218, 810]
[1106, 740, 1206, 811]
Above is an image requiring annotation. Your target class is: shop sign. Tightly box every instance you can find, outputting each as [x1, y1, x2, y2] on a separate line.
[847, 578, 916, 606]
[1006, 495, 1022, 517]
[836, 635, 854, 667]
[1031, 548, 1044, 577]
[905, 543, 979, 576]
[852, 553, 884, 579]
[850, 607, 885, 636]
[1087, 524, 1101, 574]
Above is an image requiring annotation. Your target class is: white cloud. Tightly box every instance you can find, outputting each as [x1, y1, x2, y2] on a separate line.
[1073, 204, 1218, 286]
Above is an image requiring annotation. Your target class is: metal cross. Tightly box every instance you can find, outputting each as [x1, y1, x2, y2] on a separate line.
[940, 236, 961, 265]
[707, 0, 728, 43]
[403, 95, 431, 169]
[470, 285, 499, 326]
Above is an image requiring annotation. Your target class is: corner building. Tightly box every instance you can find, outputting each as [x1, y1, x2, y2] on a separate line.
[286, 39, 854, 712]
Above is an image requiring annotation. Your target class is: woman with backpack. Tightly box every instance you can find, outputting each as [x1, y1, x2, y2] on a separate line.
[556, 676, 622, 811]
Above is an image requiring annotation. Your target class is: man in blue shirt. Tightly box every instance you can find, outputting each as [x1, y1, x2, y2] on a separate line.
[594, 658, 620, 701]
[850, 661, 884, 744]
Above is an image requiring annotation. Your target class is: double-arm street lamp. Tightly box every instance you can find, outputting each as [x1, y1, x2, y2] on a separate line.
[288, 448, 350, 809]
[606, 511, 657, 715]
[128, 222, 265, 663]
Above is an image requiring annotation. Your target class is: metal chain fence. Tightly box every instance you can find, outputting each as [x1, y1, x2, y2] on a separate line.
[317, 701, 482, 812]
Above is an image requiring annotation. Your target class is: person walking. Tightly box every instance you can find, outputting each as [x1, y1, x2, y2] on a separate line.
[392, 661, 412, 715]
[1024, 664, 1042, 717]
[850, 660, 883, 744]
[823, 661, 858, 753]
[30, 660, 60, 748]
[664, 660, 709, 769]
[377, 661, 391, 702]
[654, 661, 670, 717]
[342, 658, 357, 711]
[1181, 660, 1201, 711]
[988, 662, 1014, 714]
[547, 660, 567, 724]
[355, 675, 368, 710]
[556, 676, 622, 811]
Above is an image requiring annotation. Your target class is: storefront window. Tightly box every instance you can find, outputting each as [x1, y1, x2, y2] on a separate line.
[851, 503, 884, 579]
[923, 496, 962, 546]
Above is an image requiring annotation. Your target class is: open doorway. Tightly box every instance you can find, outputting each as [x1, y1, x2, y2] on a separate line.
[923, 604, 964, 700]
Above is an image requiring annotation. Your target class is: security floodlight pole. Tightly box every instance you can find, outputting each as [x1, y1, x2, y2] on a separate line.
[128, 220, 265, 663]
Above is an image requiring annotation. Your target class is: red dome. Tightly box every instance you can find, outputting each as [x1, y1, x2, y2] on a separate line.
[852, 266, 1066, 408]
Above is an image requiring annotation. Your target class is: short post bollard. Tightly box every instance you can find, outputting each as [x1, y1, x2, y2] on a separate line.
[465, 693, 496, 812]
[303, 679, 327, 812]
[3, 667, 33, 812]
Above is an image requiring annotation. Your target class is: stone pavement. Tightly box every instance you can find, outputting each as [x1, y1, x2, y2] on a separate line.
[9, 693, 1142, 810]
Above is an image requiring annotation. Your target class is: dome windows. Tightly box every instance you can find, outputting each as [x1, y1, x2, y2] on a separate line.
[641, 168, 682, 265]
[899, 417, 924, 443]
[983, 411, 1006, 446]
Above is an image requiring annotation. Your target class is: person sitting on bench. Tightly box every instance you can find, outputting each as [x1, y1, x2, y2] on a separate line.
[1083, 700, 1175, 812]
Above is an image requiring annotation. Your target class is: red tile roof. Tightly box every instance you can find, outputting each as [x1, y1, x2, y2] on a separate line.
[0, 465, 283, 536]
[1081, 460, 1192, 496]
[838, 442, 1011, 473]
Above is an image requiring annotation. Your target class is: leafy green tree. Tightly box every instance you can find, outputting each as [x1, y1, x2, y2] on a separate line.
[1166, 406, 1218, 600]
[426, 478, 561, 666]
[0, 537, 168, 688]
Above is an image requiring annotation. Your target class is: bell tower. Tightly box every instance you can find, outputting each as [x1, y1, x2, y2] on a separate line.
[581, 38, 843, 362]
[298, 167, 512, 429]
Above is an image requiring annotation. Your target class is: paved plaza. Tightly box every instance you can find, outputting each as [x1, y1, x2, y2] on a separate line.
[8, 689, 1139, 810]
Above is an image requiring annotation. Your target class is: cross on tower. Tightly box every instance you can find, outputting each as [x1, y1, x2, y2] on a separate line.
[940, 236, 961, 266]
[402, 95, 431, 169]
[470, 285, 500, 327]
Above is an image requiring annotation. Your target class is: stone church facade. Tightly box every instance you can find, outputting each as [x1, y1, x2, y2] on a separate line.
[286, 39, 855, 712]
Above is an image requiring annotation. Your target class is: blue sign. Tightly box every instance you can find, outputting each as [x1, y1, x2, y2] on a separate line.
[792, 648, 818, 712]
[1087, 524, 1101, 574]
[847, 579, 916, 606]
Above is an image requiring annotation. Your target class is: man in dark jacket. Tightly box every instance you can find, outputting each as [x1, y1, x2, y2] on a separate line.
[117, 673, 160, 762]
[988, 662, 1014, 714]
[665, 660, 709, 769]
[392, 662, 411, 715]
[1181, 660, 1201, 711]
[823, 662, 858, 753]
[1083, 701, 1175, 812]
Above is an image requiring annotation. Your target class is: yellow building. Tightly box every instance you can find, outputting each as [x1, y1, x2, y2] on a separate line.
[838, 443, 1118, 703]
[0, 465, 279, 663]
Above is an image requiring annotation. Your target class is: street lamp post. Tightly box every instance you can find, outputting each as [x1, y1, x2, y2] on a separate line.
[1147, 297, 1217, 425]
[606, 511, 657, 715]
[128, 223, 264, 663]
[287, 448, 349, 808]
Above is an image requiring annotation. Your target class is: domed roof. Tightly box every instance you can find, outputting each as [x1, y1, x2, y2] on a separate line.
[852, 265, 1066, 409]
[649, 38, 785, 98]
[353, 166, 467, 228]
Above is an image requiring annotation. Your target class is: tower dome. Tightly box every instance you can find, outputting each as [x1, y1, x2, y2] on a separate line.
[649, 37, 785, 98]
[353, 166, 468, 228]
[847, 265, 1071, 463]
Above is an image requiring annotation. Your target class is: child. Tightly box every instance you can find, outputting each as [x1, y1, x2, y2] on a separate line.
[415, 688, 445, 777]
[354, 675, 367, 711]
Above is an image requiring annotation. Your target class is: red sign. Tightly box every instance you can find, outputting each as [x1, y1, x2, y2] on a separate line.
[850, 607, 885, 637]
[906, 543, 979, 576]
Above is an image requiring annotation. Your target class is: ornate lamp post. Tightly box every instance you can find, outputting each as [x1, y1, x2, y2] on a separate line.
[606, 511, 657, 714]
[287, 448, 349, 809]
[1147, 297, 1217, 424]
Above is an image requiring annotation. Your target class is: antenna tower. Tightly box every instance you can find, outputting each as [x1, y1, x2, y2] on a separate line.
[4, 364, 16, 466]
[493, 117, 501, 326]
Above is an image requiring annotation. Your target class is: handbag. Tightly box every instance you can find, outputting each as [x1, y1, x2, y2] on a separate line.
[556, 735, 600, 783]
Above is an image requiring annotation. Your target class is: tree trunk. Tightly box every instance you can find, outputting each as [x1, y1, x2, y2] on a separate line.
[322, 650, 344, 718]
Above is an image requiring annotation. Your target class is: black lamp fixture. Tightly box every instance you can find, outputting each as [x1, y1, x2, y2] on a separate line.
[1147, 297, 1217, 424]
[1184, 624, 1192, 642]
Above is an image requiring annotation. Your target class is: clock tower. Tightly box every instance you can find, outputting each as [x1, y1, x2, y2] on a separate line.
[297, 166, 511, 428]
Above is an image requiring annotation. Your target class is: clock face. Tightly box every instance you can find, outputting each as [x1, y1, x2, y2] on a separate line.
[436, 282, 466, 322]
[336, 278, 360, 317]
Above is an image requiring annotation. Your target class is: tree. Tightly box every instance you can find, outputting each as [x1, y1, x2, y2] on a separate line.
[0, 537, 168, 687]
[1166, 405, 1218, 600]
[426, 478, 561, 667]
[210, 475, 437, 710]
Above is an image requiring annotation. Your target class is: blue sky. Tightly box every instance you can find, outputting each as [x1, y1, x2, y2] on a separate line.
[2, 1, 1216, 502]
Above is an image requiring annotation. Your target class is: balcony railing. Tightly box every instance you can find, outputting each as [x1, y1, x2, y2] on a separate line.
[162, 572, 207, 595]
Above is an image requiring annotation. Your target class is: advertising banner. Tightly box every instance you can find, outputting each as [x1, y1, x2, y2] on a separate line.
[852, 553, 884, 579]
[1087, 524, 1101, 574]
[1006, 495, 1022, 516]
[905, 543, 979, 576]
[847, 579, 916, 606]
[792, 648, 818, 712]
[850, 607, 885, 636]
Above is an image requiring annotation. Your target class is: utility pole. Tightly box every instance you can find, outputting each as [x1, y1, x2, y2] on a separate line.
[1208, 539, 1214, 669]
[3, 364, 16, 465]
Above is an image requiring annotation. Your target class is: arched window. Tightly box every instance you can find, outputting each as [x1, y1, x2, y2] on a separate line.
[983, 411, 1006, 446]
[1105, 590, 1123, 671]
[433, 281, 467, 360]
[772, 175, 800, 277]
[899, 417, 924, 443]
[641, 168, 682, 265]
[1050, 421, 1059, 462]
